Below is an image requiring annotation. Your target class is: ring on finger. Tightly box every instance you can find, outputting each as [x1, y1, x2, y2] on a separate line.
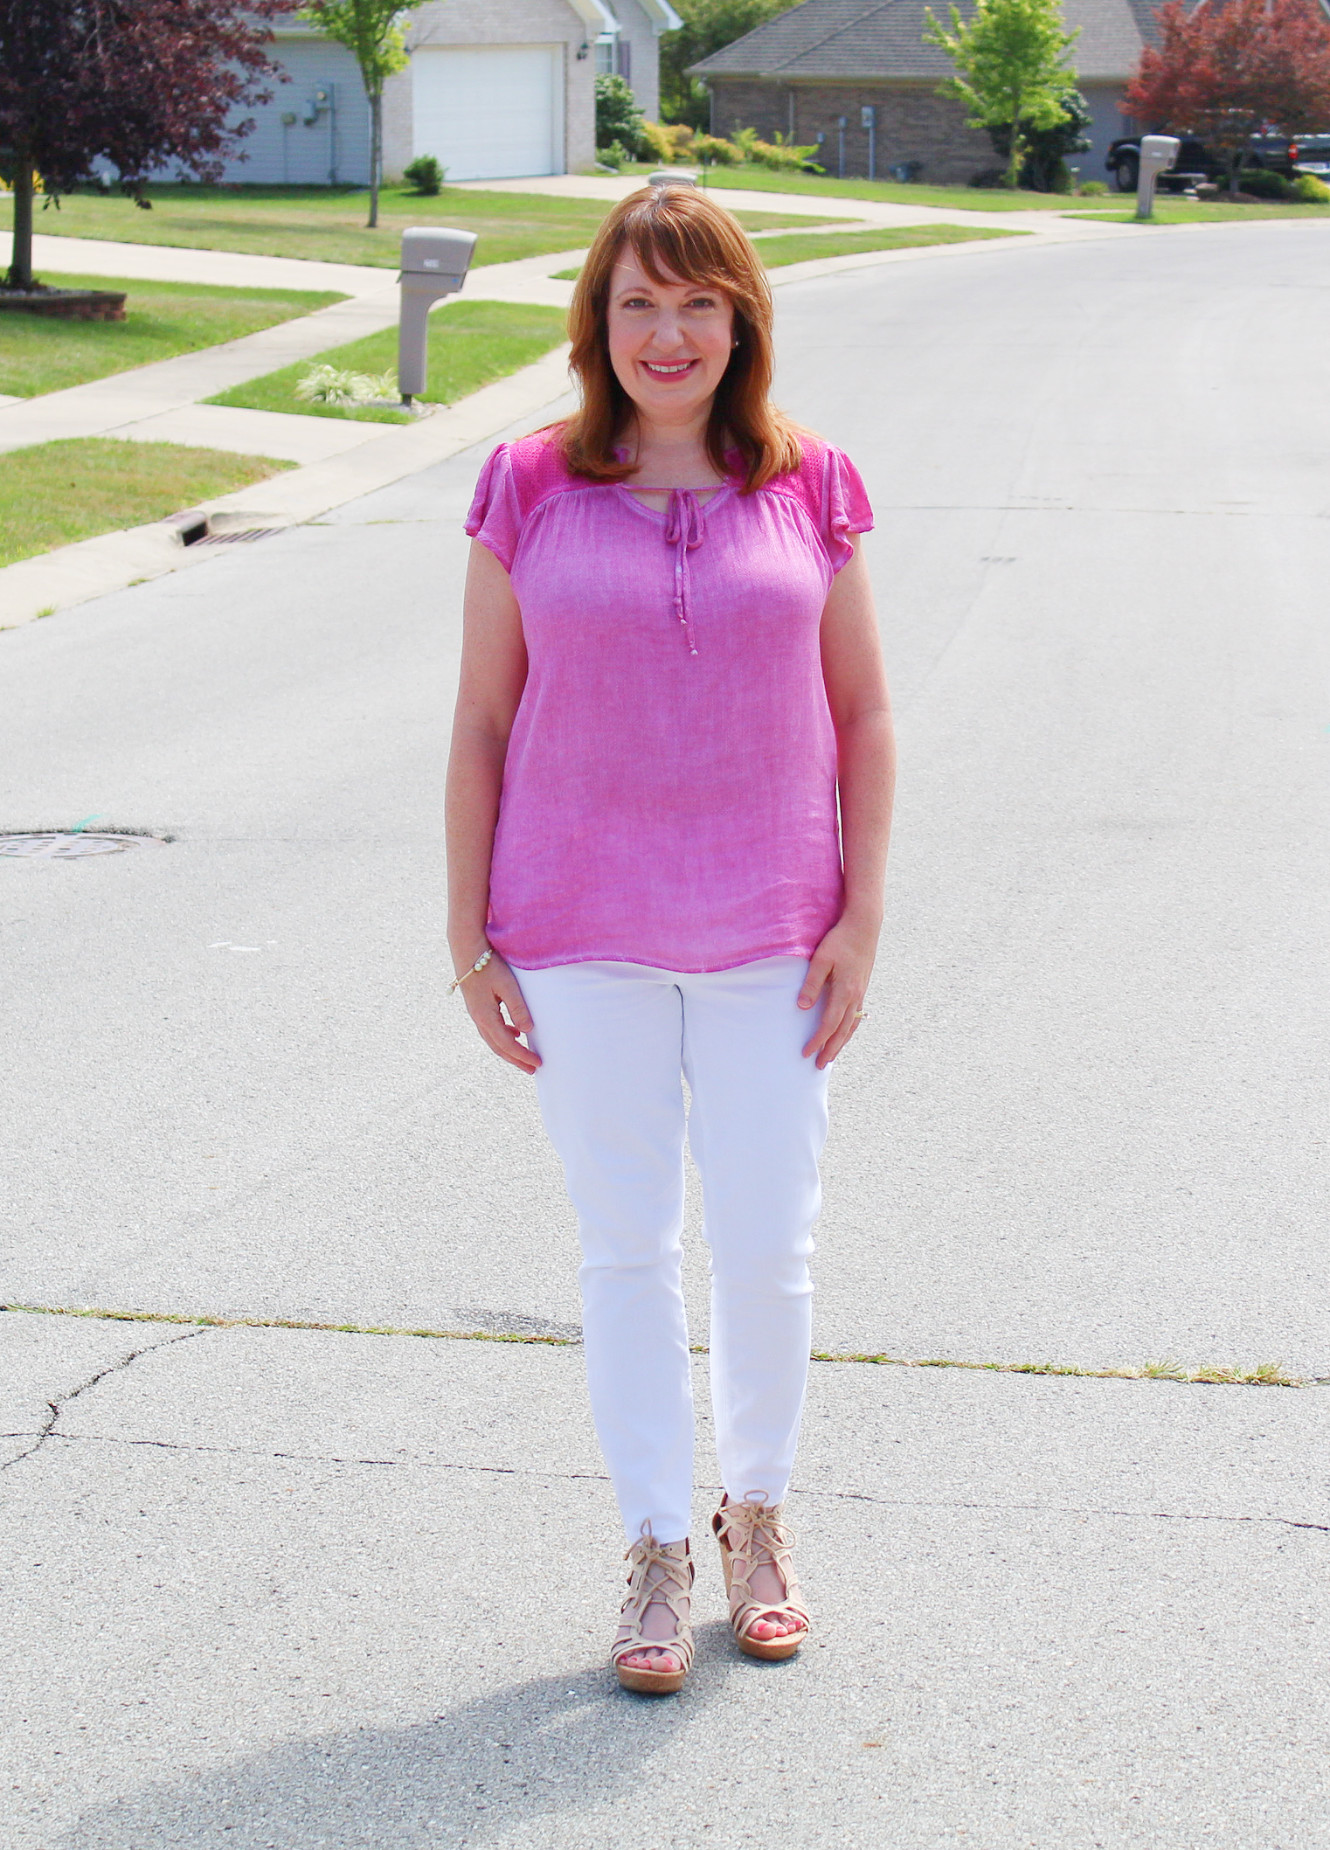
[853, 1007, 869, 1021]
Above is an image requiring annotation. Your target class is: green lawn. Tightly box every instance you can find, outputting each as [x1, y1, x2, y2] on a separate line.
[552, 220, 1021, 280]
[618, 163, 1080, 212]
[3, 183, 833, 273]
[208, 298, 569, 423]
[1066, 199, 1330, 224]
[0, 273, 343, 399]
[0, 437, 292, 568]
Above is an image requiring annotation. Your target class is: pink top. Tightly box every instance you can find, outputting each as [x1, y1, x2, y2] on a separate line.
[465, 427, 873, 973]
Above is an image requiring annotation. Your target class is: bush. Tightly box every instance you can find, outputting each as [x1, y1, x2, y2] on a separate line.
[596, 74, 644, 154]
[595, 140, 635, 172]
[968, 167, 1009, 188]
[640, 119, 693, 163]
[737, 128, 821, 171]
[295, 363, 396, 406]
[1235, 166, 1296, 200]
[988, 88, 1092, 193]
[1078, 178, 1108, 196]
[402, 154, 445, 195]
[1292, 170, 1330, 202]
[691, 132, 741, 165]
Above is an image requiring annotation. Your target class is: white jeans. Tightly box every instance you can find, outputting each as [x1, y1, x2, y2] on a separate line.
[513, 957, 830, 1545]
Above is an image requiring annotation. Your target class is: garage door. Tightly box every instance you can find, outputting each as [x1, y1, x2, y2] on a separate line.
[412, 45, 561, 182]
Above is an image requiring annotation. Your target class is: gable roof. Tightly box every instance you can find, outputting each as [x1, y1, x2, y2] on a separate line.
[689, 0, 1164, 85]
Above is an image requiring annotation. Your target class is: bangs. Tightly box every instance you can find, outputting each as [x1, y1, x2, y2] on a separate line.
[623, 214, 745, 298]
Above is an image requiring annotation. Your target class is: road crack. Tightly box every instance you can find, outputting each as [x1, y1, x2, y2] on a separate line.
[0, 1327, 207, 1473]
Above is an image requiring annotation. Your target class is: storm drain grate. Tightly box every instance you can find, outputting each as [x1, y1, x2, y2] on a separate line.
[191, 528, 280, 547]
[0, 830, 170, 859]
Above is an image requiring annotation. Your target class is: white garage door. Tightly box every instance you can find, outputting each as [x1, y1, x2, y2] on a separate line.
[412, 45, 561, 182]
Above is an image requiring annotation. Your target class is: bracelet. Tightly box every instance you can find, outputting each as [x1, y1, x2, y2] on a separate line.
[449, 946, 493, 994]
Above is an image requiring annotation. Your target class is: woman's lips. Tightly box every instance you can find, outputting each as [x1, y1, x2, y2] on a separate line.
[641, 358, 699, 377]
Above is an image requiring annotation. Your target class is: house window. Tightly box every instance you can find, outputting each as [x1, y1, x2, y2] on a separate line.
[595, 33, 616, 75]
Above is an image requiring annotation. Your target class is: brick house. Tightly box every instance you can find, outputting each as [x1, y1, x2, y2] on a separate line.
[688, 0, 1168, 189]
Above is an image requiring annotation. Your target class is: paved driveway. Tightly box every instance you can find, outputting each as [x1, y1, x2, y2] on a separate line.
[3, 221, 1329, 1848]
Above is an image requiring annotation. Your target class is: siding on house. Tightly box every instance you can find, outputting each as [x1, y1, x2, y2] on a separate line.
[152, 30, 373, 185]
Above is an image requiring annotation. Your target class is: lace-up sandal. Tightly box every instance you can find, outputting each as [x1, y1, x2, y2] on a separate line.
[611, 1527, 695, 1695]
[712, 1496, 810, 1662]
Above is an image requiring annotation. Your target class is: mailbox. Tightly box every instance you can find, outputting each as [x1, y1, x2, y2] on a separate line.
[1136, 135, 1180, 220]
[397, 226, 477, 405]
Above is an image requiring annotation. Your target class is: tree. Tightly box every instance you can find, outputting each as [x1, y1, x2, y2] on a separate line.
[596, 73, 645, 155]
[660, 0, 795, 130]
[989, 84, 1091, 190]
[299, 0, 409, 228]
[1123, 0, 1330, 198]
[0, 0, 287, 293]
[924, 0, 1080, 188]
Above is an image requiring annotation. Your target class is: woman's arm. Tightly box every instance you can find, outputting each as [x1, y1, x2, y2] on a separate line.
[798, 536, 897, 1068]
[445, 539, 541, 1073]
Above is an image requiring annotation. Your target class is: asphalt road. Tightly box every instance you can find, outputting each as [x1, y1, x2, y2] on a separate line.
[4, 220, 1330, 1849]
[4, 219, 1327, 1373]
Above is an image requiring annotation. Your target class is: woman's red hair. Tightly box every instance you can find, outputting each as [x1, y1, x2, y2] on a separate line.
[559, 184, 801, 493]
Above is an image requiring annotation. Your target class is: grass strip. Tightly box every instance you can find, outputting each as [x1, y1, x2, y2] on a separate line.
[0, 437, 292, 568]
[0, 273, 343, 400]
[3, 1303, 1310, 1385]
[4, 183, 830, 272]
[616, 164, 1079, 212]
[1065, 200, 1330, 224]
[552, 222, 1021, 281]
[811, 1350, 1303, 1387]
[207, 297, 568, 423]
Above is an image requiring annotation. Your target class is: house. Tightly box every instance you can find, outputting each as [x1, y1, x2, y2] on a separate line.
[688, 0, 1169, 189]
[195, 0, 681, 189]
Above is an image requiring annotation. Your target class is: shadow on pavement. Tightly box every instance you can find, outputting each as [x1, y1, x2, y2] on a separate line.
[63, 1627, 745, 1848]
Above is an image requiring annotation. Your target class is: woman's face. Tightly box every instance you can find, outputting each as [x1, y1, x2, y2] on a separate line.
[605, 248, 735, 430]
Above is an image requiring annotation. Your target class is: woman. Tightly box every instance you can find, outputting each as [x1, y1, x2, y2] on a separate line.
[446, 184, 894, 1696]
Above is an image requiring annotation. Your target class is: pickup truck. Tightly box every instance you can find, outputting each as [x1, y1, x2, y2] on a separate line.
[1106, 131, 1330, 191]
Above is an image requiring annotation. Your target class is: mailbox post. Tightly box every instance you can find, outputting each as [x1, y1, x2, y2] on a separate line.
[397, 227, 477, 406]
[1136, 135, 1180, 220]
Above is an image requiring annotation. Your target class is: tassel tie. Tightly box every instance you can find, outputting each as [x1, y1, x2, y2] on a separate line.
[664, 488, 705, 656]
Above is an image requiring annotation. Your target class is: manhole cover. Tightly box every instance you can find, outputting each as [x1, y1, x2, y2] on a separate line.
[0, 832, 166, 859]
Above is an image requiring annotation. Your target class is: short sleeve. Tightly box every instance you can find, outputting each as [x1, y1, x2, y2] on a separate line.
[464, 442, 522, 572]
[822, 445, 874, 574]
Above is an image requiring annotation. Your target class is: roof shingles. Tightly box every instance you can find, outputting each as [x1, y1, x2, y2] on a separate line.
[690, 0, 1159, 85]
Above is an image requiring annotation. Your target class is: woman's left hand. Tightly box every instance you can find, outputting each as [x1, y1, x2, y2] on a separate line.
[797, 913, 879, 1068]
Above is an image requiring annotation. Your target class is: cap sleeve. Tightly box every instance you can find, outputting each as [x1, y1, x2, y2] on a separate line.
[822, 445, 874, 573]
[465, 442, 522, 572]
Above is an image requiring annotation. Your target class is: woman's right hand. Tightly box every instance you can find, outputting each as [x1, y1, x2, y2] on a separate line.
[455, 950, 541, 1074]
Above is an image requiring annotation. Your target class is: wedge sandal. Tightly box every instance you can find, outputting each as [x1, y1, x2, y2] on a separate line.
[611, 1526, 695, 1695]
[712, 1495, 810, 1661]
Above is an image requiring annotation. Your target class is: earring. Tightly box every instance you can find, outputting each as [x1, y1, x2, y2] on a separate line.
[732, 337, 740, 348]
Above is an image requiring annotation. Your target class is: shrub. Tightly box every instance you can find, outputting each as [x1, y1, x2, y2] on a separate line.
[295, 363, 396, 406]
[596, 74, 644, 154]
[402, 154, 445, 195]
[1078, 177, 1108, 195]
[691, 132, 741, 165]
[595, 139, 636, 171]
[968, 167, 1009, 188]
[1292, 170, 1330, 201]
[640, 119, 693, 162]
[1236, 165, 1297, 199]
[742, 129, 821, 170]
